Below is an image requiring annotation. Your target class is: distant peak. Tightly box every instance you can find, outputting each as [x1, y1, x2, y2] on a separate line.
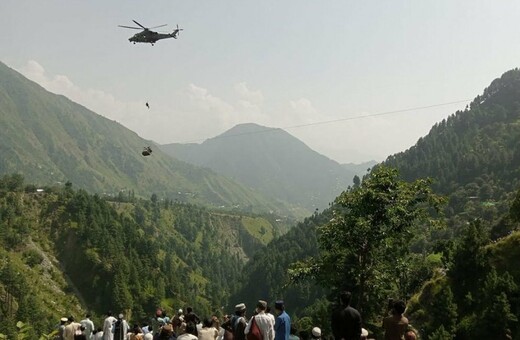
[216, 123, 279, 137]
[229, 123, 274, 131]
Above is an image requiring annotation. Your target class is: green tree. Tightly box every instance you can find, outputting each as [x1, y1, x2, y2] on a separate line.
[510, 189, 520, 223]
[290, 166, 445, 319]
[421, 284, 457, 338]
[352, 175, 361, 188]
[428, 325, 451, 340]
[477, 292, 517, 339]
[449, 220, 490, 315]
[473, 269, 518, 339]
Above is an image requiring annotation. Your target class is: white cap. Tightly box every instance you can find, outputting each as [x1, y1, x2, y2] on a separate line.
[312, 327, 321, 338]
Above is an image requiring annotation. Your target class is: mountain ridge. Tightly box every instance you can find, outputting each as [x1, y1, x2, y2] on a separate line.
[161, 123, 358, 210]
[228, 68, 520, 334]
[0, 61, 298, 216]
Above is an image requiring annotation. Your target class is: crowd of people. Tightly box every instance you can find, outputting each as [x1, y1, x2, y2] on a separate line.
[55, 292, 417, 340]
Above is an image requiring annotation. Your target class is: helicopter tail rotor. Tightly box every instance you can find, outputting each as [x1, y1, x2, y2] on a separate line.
[172, 24, 184, 38]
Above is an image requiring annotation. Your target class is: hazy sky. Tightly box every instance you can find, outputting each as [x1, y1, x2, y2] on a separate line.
[2, 1, 520, 163]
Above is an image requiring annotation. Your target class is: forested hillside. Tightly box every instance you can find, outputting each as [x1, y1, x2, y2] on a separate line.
[161, 123, 357, 211]
[229, 69, 520, 339]
[0, 61, 297, 216]
[0, 174, 279, 337]
[229, 208, 328, 314]
[385, 69, 520, 233]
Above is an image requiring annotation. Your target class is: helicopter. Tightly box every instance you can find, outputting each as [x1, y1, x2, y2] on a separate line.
[119, 20, 183, 45]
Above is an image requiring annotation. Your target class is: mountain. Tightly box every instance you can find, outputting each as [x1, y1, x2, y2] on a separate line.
[160, 123, 357, 211]
[0, 175, 279, 336]
[229, 68, 520, 336]
[0, 61, 295, 216]
[341, 160, 378, 177]
[385, 68, 520, 229]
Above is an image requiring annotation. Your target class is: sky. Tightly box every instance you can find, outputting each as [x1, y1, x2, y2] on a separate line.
[1, 1, 520, 163]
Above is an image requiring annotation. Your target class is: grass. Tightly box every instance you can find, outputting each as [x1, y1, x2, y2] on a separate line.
[241, 216, 274, 245]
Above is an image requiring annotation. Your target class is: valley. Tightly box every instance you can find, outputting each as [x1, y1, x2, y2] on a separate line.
[1, 63, 520, 339]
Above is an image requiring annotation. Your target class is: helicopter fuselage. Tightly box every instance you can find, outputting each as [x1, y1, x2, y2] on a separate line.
[129, 29, 180, 44]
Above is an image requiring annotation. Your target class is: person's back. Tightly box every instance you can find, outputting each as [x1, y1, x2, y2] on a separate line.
[75, 326, 88, 340]
[198, 327, 218, 340]
[245, 301, 274, 340]
[185, 307, 201, 325]
[178, 324, 199, 340]
[113, 318, 123, 340]
[198, 318, 218, 340]
[383, 300, 408, 340]
[223, 304, 247, 340]
[331, 292, 361, 340]
[103, 314, 117, 340]
[64, 318, 81, 340]
[81, 315, 95, 340]
[59, 318, 68, 340]
[94, 329, 104, 340]
[274, 301, 290, 340]
[114, 315, 130, 340]
[383, 315, 408, 340]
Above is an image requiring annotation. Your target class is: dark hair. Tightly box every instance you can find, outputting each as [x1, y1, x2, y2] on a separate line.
[68, 316, 75, 322]
[186, 323, 196, 335]
[86, 313, 91, 318]
[80, 325, 86, 331]
[203, 318, 213, 328]
[340, 291, 352, 306]
[187, 307, 193, 313]
[290, 326, 298, 335]
[299, 330, 310, 340]
[393, 300, 406, 315]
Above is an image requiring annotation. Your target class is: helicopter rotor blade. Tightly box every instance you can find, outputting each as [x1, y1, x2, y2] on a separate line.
[118, 25, 142, 30]
[150, 24, 168, 29]
[132, 20, 147, 29]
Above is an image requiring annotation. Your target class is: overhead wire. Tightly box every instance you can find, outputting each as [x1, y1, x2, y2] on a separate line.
[177, 98, 472, 144]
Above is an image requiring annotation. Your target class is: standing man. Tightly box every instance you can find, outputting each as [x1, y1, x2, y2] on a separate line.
[223, 303, 247, 340]
[63, 316, 81, 340]
[81, 314, 95, 340]
[103, 311, 117, 340]
[245, 300, 274, 340]
[113, 313, 129, 340]
[274, 301, 290, 340]
[185, 306, 201, 335]
[331, 291, 362, 340]
[58, 317, 68, 340]
[382, 300, 408, 340]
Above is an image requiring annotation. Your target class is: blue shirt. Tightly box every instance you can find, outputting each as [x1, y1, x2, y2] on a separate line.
[274, 311, 291, 340]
